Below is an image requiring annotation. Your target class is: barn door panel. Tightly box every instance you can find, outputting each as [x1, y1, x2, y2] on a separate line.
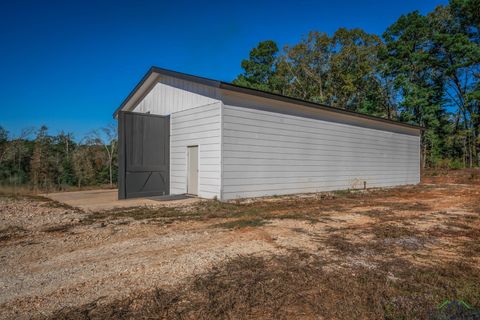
[118, 111, 169, 199]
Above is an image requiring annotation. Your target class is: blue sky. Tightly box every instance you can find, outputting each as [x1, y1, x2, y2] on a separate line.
[0, 0, 447, 139]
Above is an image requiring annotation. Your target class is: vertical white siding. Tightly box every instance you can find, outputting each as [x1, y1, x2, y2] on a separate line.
[170, 103, 222, 199]
[221, 104, 420, 200]
[132, 75, 220, 115]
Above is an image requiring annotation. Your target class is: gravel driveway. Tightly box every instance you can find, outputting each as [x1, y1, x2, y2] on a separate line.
[1, 179, 479, 319]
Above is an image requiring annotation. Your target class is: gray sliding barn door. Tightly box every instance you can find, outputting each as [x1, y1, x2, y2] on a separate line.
[118, 111, 170, 199]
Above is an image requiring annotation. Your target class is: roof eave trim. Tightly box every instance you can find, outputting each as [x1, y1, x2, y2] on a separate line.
[219, 82, 424, 131]
[113, 66, 424, 131]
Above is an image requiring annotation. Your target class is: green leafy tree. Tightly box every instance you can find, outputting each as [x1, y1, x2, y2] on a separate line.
[89, 124, 117, 187]
[237, 30, 395, 118]
[382, 11, 448, 167]
[0, 126, 8, 166]
[30, 126, 54, 191]
[430, 2, 480, 166]
[233, 40, 281, 92]
[54, 132, 76, 187]
[449, 0, 480, 31]
[282, 31, 334, 102]
[234, 2, 479, 168]
[329, 28, 386, 115]
[72, 144, 95, 188]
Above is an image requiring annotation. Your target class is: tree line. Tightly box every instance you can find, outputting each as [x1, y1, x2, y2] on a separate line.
[0, 125, 117, 191]
[233, 0, 479, 168]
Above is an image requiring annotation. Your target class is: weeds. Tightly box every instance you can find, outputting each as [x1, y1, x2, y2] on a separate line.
[358, 208, 402, 222]
[42, 224, 75, 233]
[91, 188, 375, 225]
[462, 239, 480, 257]
[290, 227, 308, 234]
[48, 251, 480, 320]
[213, 218, 267, 229]
[0, 191, 78, 211]
[325, 234, 358, 254]
[382, 201, 431, 212]
[428, 221, 480, 239]
[4, 172, 480, 319]
[79, 198, 325, 226]
[41, 199, 78, 211]
[0, 225, 27, 242]
[372, 223, 416, 240]
[422, 168, 480, 184]
[80, 206, 200, 225]
[332, 189, 354, 197]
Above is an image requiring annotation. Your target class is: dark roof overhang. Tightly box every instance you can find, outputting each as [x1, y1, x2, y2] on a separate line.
[113, 66, 424, 131]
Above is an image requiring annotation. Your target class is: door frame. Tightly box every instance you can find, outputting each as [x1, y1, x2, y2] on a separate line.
[186, 145, 199, 196]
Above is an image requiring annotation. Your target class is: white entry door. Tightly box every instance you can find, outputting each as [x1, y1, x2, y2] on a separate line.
[187, 146, 198, 195]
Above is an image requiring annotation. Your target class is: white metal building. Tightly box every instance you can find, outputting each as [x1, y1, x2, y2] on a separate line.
[114, 67, 422, 201]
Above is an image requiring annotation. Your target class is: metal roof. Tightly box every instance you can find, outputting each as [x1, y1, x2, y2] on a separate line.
[113, 66, 424, 131]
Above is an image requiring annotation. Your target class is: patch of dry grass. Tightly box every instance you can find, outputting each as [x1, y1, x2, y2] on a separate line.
[462, 238, 480, 257]
[0, 189, 78, 211]
[372, 223, 417, 240]
[0, 225, 27, 242]
[324, 234, 358, 255]
[213, 218, 267, 229]
[81, 206, 193, 225]
[427, 220, 480, 239]
[358, 208, 404, 223]
[47, 251, 480, 320]
[0, 185, 34, 197]
[423, 168, 480, 184]
[42, 224, 76, 233]
[11, 170, 480, 319]
[79, 185, 433, 227]
[80, 198, 327, 226]
[381, 201, 431, 212]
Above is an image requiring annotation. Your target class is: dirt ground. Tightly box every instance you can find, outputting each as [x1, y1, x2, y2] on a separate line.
[1, 170, 479, 319]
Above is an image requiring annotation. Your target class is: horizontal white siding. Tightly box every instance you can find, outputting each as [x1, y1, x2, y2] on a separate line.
[221, 105, 420, 200]
[123, 74, 421, 201]
[133, 74, 220, 115]
[170, 103, 222, 199]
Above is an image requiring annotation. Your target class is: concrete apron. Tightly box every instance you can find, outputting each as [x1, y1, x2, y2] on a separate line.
[42, 189, 198, 212]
